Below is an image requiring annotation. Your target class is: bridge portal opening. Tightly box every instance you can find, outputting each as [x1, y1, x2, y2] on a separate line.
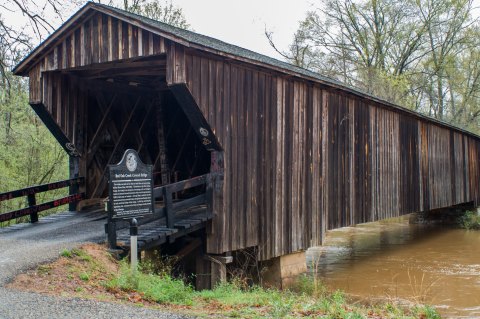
[56, 56, 213, 200]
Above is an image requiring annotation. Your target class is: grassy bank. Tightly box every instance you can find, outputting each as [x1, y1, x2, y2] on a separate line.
[8, 244, 440, 319]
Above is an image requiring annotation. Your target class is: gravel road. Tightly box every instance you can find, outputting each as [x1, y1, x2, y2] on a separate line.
[0, 211, 193, 319]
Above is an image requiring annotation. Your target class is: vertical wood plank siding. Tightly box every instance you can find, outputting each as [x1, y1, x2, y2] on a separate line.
[28, 13, 166, 102]
[23, 10, 480, 262]
[36, 72, 87, 152]
[185, 53, 480, 260]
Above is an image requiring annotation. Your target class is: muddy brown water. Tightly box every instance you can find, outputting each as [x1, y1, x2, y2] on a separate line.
[307, 216, 480, 318]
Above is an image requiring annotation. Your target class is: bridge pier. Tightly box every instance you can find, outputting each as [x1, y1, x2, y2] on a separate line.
[261, 251, 307, 289]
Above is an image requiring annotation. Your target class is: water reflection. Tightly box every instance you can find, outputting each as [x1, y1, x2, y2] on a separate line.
[307, 216, 480, 318]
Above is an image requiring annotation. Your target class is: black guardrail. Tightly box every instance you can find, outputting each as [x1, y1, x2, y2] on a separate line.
[0, 177, 85, 223]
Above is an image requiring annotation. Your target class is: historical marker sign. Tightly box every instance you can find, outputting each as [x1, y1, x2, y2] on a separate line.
[108, 149, 154, 219]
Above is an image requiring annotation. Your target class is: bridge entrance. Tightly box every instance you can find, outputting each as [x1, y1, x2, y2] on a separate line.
[5, 55, 223, 288]
[49, 57, 214, 202]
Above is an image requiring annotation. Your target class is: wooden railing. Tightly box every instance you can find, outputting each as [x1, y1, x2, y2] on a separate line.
[106, 174, 210, 248]
[154, 174, 208, 228]
[0, 177, 85, 223]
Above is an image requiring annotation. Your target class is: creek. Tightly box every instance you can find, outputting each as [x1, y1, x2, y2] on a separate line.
[307, 215, 480, 318]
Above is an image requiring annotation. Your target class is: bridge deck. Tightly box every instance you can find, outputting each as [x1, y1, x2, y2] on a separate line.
[116, 206, 212, 251]
[0, 205, 212, 254]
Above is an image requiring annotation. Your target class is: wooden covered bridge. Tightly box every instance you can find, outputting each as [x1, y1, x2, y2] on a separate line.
[6, 2, 480, 287]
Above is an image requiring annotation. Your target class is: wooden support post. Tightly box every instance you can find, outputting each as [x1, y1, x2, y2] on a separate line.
[195, 252, 211, 290]
[156, 96, 170, 186]
[206, 151, 224, 252]
[195, 252, 233, 290]
[27, 194, 38, 223]
[69, 156, 79, 211]
[106, 200, 117, 249]
[163, 187, 174, 229]
[207, 255, 233, 288]
[107, 217, 117, 249]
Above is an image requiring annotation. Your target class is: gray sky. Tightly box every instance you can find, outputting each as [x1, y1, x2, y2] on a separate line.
[173, 0, 315, 58]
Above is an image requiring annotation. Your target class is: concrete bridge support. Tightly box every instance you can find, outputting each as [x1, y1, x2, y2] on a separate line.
[261, 251, 307, 289]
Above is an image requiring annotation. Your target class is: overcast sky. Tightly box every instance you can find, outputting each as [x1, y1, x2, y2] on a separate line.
[172, 0, 316, 59]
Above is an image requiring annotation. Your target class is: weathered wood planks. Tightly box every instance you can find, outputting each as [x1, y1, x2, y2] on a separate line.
[184, 51, 480, 261]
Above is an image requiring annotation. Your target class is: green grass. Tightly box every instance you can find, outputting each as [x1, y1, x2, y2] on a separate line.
[79, 272, 90, 281]
[108, 262, 194, 305]
[106, 264, 441, 318]
[60, 248, 93, 262]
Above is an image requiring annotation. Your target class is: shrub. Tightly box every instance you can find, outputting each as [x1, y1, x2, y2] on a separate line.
[457, 210, 480, 230]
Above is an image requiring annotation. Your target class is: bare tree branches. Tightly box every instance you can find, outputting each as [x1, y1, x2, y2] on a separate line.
[106, 0, 191, 29]
[270, 0, 480, 132]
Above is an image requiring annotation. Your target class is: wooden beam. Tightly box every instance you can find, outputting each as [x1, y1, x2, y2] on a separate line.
[74, 66, 165, 79]
[30, 103, 81, 157]
[91, 96, 143, 198]
[157, 97, 171, 185]
[175, 238, 202, 261]
[168, 84, 222, 151]
[87, 93, 118, 156]
[137, 100, 156, 156]
[86, 91, 122, 168]
[171, 126, 192, 173]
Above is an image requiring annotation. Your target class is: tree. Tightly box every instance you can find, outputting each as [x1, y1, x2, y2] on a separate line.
[0, 1, 71, 218]
[270, 0, 480, 132]
[268, 0, 428, 100]
[415, 0, 475, 120]
[106, 0, 191, 29]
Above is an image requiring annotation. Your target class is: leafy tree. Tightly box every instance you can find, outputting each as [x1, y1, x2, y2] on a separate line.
[0, 70, 68, 220]
[268, 0, 428, 104]
[0, 1, 70, 220]
[271, 0, 480, 133]
[414, 0, 475, 120]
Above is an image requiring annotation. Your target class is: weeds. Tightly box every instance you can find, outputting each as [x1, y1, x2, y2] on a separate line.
[60, 248, 92, 262]
[60, 249, 73, 258]
[293, 274, 328, 298]
[421, 305, 442, 319]
[79, 272, 90, 281]
[407, 269, 439, 304]
[108, 261, 194, 304]
[457, 210, 480, 230]
[37, 264, 52, 275]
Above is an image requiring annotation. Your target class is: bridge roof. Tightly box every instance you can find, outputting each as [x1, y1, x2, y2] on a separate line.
[12, 1, 480, 139]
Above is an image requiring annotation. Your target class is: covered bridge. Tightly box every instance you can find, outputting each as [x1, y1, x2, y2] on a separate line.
[13, 2, 480, 286]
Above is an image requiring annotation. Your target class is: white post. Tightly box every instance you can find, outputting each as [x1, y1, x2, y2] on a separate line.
[131, 235, 138, 271]
[130, 218, 138, 271]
